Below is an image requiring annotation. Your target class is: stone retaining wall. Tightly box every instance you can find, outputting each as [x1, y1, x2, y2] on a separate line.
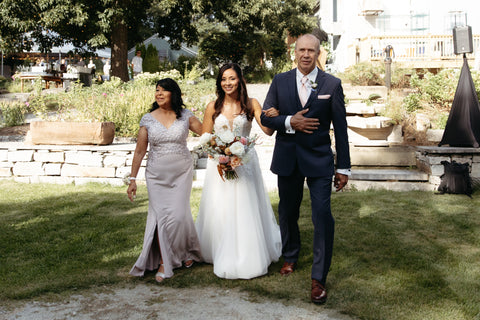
[0, 142, 144, 186]
[416, 146, 480, 186]
[3, 142, 479, 191]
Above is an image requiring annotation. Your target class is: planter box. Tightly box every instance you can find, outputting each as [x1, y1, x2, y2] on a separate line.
[28, 121, 115, 145]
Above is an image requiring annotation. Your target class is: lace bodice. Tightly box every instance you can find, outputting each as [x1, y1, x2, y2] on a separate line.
[214, 113, 252, 137]
[140, 109, 193, 164]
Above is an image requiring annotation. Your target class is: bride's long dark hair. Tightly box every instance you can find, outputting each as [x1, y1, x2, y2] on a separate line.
[212, 63, 253, 122]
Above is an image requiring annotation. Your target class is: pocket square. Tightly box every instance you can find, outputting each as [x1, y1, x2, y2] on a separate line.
[317, 94, 331, 99]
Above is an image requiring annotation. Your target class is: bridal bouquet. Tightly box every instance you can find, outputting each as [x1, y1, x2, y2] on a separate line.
[198, 130, 257, 181]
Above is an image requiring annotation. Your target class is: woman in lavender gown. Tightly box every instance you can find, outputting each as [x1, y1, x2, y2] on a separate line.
[127, 78, 202, 282]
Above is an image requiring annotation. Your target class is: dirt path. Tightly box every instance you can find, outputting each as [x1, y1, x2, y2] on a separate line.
[1, 284, 355, 320]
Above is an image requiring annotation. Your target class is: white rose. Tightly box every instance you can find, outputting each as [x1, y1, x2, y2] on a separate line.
[217, 130, 235, 144]
[215, 116, 229, 129]
[229, 141, 245, 156]
[199, 133, 212, 145]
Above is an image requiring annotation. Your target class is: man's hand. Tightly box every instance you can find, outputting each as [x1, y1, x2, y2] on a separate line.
[290, 109, 319, 134]
[263, 107, 279, 117]
[334, 173, 348, 192]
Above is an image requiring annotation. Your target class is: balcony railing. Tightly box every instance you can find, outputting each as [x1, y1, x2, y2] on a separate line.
[354, 34, 480, 68]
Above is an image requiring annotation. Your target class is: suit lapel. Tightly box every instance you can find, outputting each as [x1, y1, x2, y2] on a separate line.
[304, 68, 327, 108]
[287, 69, 302, 111]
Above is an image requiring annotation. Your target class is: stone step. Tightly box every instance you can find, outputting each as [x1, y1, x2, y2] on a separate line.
[351, 168, 428, 181]
[350, 145, 416, 166]
[349, 168, 433, 191]
[347, 179, 435, 191]
[343, 84, 388, 100]
[193, 168, 433, 192]
[347, 115, 393, 129]
[346, 102, 385, 116]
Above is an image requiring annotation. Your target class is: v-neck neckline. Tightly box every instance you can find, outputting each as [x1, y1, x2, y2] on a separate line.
[219, 113, 245, 130]
[150, 112, 177, 130]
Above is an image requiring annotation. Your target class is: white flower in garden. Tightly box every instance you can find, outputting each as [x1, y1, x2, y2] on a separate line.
[199, 132, 212, 145]
[229, 141, 245, 156]
[217, 130, 235, 144]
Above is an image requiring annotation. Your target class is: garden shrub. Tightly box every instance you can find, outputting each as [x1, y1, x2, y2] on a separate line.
[131, 70, 183, 87]
[143, 44, 160, 73]
[0, 101, 27, 127]
[411, 69, 458, 109]
[338, 62, 384, 86]
[244, 66, 274, 84]
[402, 92, 422, 113]
[26, 69, 215, 137]
[175, 55, 199, 78]
[339, 62, 416, 89]
[379, 93, 405, 125]
[336, 61, 480, 133]
[391, 67, 415, 88]
[6, 74, 34, 93]
[0, 76, 7, 89]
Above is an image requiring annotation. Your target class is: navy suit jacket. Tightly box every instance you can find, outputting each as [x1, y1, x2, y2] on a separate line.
[261, 67, 350, 178]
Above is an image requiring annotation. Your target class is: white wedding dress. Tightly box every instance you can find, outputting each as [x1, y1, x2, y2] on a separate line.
[195, 113, 282, 279]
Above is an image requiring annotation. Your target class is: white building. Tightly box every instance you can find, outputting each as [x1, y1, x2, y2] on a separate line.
[316, 0, 480, 71]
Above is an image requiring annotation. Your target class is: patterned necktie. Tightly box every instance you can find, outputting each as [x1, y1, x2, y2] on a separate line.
[300, 76, 309, 107]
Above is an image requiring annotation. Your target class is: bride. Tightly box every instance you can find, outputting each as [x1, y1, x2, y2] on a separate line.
[195, 63, 282, 279]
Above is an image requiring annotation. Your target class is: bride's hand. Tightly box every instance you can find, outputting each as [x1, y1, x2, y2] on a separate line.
[263, 107, 279, 117]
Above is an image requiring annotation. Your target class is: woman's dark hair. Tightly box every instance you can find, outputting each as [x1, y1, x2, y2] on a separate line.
[150, 78, 184, 118]
[213, 63, 253, 122]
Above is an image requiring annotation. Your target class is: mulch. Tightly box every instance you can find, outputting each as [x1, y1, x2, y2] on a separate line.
[0, 124, 30, 136]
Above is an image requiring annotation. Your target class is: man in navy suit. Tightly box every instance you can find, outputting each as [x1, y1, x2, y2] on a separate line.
[261, 34, 351, 304]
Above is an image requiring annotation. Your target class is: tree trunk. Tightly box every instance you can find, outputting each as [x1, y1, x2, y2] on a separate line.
[111, 19, 129, 82]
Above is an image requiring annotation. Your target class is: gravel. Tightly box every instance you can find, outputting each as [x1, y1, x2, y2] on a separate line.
[0, 284, 355, 320]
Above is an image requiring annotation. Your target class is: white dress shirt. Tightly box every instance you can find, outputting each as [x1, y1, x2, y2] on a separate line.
[285, 68, 318, 133]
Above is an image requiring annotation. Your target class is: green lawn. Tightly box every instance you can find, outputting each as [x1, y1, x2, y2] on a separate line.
[1, 180, 479, 320]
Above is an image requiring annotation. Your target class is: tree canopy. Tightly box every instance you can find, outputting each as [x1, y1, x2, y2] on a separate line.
[0, 0, 318, 81]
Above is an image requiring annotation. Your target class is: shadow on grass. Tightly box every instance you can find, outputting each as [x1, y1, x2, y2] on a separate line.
[329, 190, 480, 319]
[1, 182, 479, 320]
[0, 182, 149, 299]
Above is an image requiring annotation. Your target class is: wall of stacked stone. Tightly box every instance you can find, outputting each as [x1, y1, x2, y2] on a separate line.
[0, 142, 145, 186]
[415, 146, 480, 187]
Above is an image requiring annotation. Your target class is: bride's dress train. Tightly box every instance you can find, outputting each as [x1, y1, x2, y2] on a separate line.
[195, 114, 282, 279]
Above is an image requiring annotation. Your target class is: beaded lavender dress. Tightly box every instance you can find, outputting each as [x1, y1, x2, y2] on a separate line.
[195, 113, 282, 279]
[130, 109, 202, 279]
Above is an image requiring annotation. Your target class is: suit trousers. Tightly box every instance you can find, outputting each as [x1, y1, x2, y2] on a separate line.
[277, 166, 334, 285]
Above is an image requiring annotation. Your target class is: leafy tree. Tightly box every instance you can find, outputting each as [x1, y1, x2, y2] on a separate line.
[143, 43, 160, 73]
[196, 0, 317, 67]
[0, 0, 155, 81]
[0, 0, 317, 81]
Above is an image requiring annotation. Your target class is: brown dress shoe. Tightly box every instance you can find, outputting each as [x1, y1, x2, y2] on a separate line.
[311, 279, 327, 304]
[279, 262, 297, 276]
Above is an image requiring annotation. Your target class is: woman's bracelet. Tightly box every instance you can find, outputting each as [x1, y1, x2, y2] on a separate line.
[129, 177, 137, 181]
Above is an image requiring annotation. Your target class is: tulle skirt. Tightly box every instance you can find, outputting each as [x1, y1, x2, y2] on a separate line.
[195, 150, 282, 279]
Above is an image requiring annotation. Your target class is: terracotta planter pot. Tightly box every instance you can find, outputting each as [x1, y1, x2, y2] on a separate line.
[28, 121, 115, 145]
